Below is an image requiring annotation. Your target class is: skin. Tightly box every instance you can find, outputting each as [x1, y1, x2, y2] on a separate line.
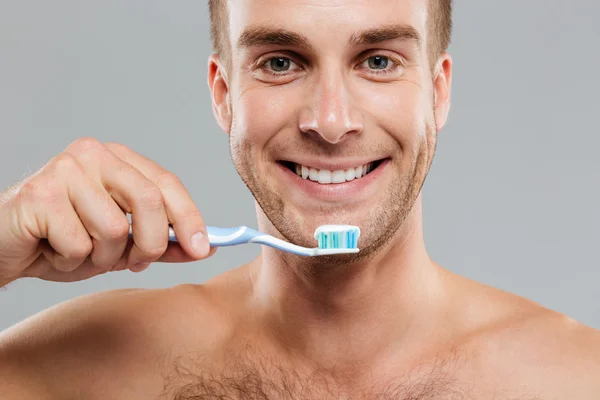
[1, 0, 600, 399]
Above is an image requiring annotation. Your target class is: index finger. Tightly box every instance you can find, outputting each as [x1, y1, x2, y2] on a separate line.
[103, 142, 212, 261]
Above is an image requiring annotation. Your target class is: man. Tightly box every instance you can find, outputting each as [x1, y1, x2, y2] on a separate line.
[0, 0, 599, 398]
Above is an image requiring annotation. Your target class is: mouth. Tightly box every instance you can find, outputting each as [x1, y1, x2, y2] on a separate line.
[277, 159, 388, 185]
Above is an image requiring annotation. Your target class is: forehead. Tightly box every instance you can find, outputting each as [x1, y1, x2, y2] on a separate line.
[227, 0, 429, 48]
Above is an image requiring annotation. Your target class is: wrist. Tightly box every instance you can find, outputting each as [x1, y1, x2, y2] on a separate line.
[0, 277, 16, 288]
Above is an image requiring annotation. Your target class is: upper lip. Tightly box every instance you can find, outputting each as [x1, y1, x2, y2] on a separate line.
[279, 158, 389, 171]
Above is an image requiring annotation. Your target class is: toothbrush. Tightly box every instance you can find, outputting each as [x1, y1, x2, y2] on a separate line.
[127, 224, 360, 256]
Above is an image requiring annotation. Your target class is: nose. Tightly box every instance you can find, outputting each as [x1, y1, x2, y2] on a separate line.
[298, 71, 364, 144]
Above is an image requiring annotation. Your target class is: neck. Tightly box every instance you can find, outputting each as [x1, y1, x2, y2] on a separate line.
[248, 198, 451, 371]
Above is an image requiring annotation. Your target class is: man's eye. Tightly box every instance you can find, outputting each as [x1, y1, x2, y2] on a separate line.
[255, 56, 302, 81]
[367, 55, 390, 70]
[266, 57, 293, 72]
[358, 55, 403, 74]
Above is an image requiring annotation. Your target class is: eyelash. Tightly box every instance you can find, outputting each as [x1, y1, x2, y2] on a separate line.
[257, 53, 405, 77]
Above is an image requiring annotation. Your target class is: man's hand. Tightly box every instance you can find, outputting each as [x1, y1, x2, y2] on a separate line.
[0, 137, 215, 284]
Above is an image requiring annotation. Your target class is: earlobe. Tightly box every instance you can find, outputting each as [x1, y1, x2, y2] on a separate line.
[207, 53, 232, 134]
[433, 53, 452, 132]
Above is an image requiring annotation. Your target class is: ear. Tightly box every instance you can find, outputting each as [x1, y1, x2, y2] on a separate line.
[432, 52, 452, 132]
[207, 53, 232, 133]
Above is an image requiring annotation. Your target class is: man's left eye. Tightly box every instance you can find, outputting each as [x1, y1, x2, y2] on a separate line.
[366, 55, 390, 70]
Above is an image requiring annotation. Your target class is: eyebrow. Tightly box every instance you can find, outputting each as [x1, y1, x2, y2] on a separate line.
[237, 24, 421, 51]
[237, 26, 311, 50]
[349, 24, 421, 47]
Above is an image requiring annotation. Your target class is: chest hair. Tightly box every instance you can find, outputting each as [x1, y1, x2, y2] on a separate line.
[156, 345, 541, 400]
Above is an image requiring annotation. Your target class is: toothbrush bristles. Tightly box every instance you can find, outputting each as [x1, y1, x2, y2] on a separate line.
[313, 225, 360, 249]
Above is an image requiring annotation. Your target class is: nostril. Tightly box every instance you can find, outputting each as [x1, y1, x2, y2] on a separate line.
[300, 129, 351, 145]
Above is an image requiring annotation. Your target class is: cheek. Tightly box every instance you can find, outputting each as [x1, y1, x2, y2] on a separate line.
[232, 84, 299, 152]
[366, 82, 430, 146]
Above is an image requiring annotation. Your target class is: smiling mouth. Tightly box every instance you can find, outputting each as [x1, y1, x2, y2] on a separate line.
[278, 159, 387, 184]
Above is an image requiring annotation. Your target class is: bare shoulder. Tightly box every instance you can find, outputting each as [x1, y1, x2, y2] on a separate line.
[0, 268, 249, 399]
[527, 310, 600, 376]
[445, 271, 600, 398]
[468, 291, 600, 398]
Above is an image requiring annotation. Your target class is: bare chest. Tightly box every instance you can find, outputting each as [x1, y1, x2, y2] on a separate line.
[156, 351, 543, 400]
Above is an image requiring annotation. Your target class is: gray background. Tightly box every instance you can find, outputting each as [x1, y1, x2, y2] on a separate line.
[0, 1, 598, 331]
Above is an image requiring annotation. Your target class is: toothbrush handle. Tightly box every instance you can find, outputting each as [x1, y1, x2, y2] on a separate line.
[166, 225, 261, 247]
[206, 226, 261, 246]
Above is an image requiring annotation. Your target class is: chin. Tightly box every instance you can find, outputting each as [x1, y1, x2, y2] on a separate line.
[276, 205, 381, 251]
[241, 153, 419, 258]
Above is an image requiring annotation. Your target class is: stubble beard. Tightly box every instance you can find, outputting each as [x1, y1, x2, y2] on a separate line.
[229, 117, 437, 270]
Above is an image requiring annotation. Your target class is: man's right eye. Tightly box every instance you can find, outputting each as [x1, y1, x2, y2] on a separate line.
[259, 56, 301, 75]
[268, 57, 292, 72]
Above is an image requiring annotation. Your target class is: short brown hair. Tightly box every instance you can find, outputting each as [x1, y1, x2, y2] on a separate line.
[208, 0, 453, 70]
[427, 0, 453, 65]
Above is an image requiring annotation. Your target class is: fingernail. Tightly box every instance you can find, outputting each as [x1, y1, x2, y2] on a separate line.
[191, 231, 210, 257]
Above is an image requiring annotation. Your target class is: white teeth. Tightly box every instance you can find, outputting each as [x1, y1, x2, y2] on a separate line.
[332, 170, 346, 183]
[318, 170, 332, 184]
[346, 168, 355, 181]
[355, 165, 363, 178]
[301, 165, 309, 179]
[292, 161, 377, 184]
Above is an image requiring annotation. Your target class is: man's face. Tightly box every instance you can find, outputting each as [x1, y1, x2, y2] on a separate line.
[216, 0, 450, 259]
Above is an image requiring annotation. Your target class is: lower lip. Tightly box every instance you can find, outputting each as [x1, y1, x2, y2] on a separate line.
[277, 159, 390, 203]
